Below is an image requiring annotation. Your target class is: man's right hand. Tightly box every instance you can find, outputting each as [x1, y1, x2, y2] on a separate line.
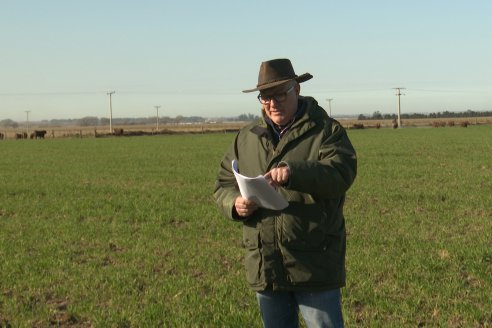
[234, 197, 259, 217]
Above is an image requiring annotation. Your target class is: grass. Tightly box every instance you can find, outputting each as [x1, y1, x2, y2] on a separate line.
[0, 126, 491, 327]
[345, 126, 492, 327]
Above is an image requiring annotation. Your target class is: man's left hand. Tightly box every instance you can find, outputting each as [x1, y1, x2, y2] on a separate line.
[264, 166, 290, 187]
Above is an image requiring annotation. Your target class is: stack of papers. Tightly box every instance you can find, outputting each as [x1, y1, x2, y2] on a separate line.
[232, 160, 289, 210]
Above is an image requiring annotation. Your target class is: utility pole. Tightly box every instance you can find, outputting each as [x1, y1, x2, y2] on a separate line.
[25, 110, 31, 136]
[107, 91, 115, 133]
[154, 105, 161, 131]
[393, 88, 405, 128]
[326, 98, 333, 117]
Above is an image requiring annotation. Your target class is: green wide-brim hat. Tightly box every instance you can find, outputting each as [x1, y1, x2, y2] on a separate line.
[242, 58, 313, 93]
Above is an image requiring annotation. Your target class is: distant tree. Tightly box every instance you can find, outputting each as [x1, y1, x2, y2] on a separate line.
[0, 119, 19, 128]
[383, 114, 397, 120]
[78, 116, 99, 126]
[237, 113, 260, 121]
[100, 117, 110, 125]
[160, 116, 172, 124]
[356, 110, 492, 120]
[237, 114, 249, 121]
[187, 116, 205, 123]
[372, 111, 383, 120]
[247, 113, 259, 121]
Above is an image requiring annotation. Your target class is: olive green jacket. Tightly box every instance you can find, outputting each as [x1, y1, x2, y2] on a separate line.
[214, 96, 357, 292]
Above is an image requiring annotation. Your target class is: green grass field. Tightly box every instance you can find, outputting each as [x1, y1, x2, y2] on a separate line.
[1, 126, 491, 327]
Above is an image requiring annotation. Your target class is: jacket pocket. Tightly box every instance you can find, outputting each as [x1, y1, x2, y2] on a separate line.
[280, 202, 329, 250]
[242, 225, 262, 286]
[282, 240, 345, 284]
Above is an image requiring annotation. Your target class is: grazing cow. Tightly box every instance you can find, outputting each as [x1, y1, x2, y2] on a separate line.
[15, 132, 29, 139]
[0, 132, 4, 140]
[432, 121, 446, 128]
[34, 130, 47, 139]
[113, 128, 124, 136]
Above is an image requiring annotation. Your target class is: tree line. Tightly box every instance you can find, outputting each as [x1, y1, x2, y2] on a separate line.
[1, 110, 489, 128]
[0, 113, 260, 128]
[358, 110, 492, 121]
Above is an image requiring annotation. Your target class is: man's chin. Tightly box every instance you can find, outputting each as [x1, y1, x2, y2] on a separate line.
[270, 115, 288, 126]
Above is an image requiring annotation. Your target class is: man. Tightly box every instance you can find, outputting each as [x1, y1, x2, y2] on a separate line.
[214, 58, 357, 328]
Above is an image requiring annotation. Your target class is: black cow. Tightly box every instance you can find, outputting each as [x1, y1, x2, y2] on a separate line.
[34, 130, 47, 139]
[113, 128, 124, 136]
[0, 132, 4, 140]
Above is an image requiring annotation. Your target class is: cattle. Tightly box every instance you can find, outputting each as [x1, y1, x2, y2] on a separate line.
[33, 130, 47, 139]
[15, 132, 28, 139]
[0, 132, 4, 140]
[113, 128, 124, 136]
[432, 121, 446, 128]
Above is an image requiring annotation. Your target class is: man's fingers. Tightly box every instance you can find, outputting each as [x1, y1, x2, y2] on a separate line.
[235, 197, 259, 217]
[266, 167, 289, 185]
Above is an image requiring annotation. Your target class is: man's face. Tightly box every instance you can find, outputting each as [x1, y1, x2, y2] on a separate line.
[259, 82, 299, 126]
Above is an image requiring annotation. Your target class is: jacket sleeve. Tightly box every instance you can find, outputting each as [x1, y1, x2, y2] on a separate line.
[284, 121, 357, 199]
[213, 136, 243, 220]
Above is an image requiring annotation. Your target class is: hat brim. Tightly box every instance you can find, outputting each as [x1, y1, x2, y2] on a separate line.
[242, 73, 313, 93]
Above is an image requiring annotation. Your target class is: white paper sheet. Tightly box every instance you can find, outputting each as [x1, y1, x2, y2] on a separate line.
[232, 160, 289, 210]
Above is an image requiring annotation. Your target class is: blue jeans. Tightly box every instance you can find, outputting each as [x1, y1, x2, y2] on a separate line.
[256, 289, 344, 328]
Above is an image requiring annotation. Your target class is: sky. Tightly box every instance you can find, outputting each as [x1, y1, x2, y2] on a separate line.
[1, 0, 491, 122]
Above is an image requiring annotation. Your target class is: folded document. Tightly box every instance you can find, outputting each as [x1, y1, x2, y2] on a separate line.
[232, 160, 289, 210]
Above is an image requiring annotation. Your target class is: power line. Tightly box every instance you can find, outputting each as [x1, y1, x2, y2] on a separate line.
[0, 92, 101, 96]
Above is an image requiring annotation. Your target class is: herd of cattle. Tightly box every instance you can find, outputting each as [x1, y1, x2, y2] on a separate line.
[0, 130, 47, 140]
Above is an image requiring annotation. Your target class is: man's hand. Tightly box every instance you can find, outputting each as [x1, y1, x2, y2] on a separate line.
[234, 197, 259, 217]
[264, 166, 290, 187]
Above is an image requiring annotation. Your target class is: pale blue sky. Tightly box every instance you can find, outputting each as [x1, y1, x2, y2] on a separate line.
[1, 0, 491, 121]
